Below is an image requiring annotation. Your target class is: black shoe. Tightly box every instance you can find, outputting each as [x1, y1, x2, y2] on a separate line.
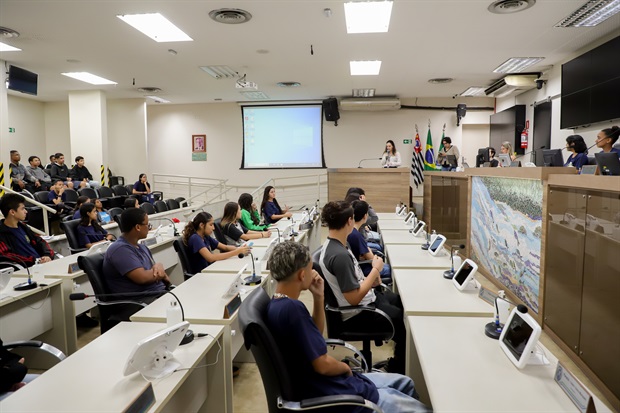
[76, 313, 99, 328]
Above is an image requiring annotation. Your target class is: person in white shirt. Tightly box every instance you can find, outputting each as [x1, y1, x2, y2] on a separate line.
[380, 140, 401, 167]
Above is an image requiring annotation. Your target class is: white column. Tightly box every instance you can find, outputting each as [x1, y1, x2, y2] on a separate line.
[0, 60, 10, 192]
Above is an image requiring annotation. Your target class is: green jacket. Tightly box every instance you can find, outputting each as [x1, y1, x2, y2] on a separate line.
[240, 209, 268, 231]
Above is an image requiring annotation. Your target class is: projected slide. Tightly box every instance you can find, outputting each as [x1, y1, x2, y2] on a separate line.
[242, 105, 325, 169]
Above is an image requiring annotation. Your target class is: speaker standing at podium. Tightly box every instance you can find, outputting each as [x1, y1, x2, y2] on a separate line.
[380, 140, 402, 167]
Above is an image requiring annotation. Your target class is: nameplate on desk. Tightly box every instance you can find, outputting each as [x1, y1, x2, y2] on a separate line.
[299, 221, 314, 231]
[580, 165, 599, 175]
[67, 262, 80, 274]
[140, 236, 161, 247]
[123, 382, 155, 413]
[223, 293, 242, 319]
[478, 287, 498, 306]
[554, 362, 596, 413]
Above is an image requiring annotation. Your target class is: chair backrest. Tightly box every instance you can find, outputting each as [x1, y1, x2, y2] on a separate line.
[34, 191, 50, 204]
[213, 218, 227, 244]
[60, 219, 86, 252]
[239, 288, 297, 412]
[97, 186, 115, 198]
[172, 238, 196, 280]
[124, 184, 135, 195]
[140, 202, 156, 215]
[20, 191, 35, 200]
[165, 199, 180, 210]
[112, 185, 129, 196]
[174, 197, 187, 207]
[154, 200, 168, 213]
[77, 254, 110, 299]
[78, 187, 98, 200]
[108, 207, 123, 220]
[63, 188, 79, 203]
[311, 258, 346, 336]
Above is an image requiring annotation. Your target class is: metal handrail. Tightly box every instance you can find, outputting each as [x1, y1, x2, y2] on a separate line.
[0, 185, 57, 235]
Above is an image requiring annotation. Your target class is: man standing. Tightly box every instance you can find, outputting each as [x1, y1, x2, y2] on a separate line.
[69, 156, 100, 188]
[9, 151, 39, 193]
[26, 156, 52, 191]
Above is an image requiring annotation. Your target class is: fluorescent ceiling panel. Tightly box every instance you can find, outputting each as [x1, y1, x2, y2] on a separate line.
[145, 95, 171, 103]
[350, 61, 382, 75]
[0, 42, 21, 52]
[493, 57, 544, 73]
[555, 0, 620, 27]
[61, 72, 117, 85]
[352, 88, 376, 97]
[117, 13, 193, 42]
[344, 1, 393, 33]
[460, 87, 487, 97]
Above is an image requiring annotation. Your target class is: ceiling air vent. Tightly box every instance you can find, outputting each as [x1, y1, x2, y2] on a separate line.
[209, 9, 252, 24]
[488, 0, 536, 14]
[484, 74, 539, 97]
[137, 87, 162, 93]
[340, 98, 401, 111]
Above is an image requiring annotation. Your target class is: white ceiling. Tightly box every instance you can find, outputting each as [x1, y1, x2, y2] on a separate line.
[1, 0, 618, 104]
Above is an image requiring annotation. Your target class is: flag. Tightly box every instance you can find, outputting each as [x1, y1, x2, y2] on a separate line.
[435, 131, 445, 168]
[424, 128, 437, 171]
[411, 132, 424, 188]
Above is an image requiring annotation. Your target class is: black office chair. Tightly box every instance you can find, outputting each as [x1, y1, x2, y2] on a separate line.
[63, 188, 79, 207]
[213, 218, 227, 244]
[311, 250, 394, 369]
[77, 254, 148, 334]
[165, 199, 180, 210]
[33, 190, 50, 205]
[124, 184, 135, 195]
[108, 207, 123, 222]
[140, 202, 156, 215]
[97, 186, 124, 208]
[239, 287, 383, 413]
[172, 238, 196, 280]
[154, 200, 168, 213]
[112, 185, 130, 197]
[60, 219, 88, 254]
[175, 197, 187, 207]
[78, 187, 98, 200]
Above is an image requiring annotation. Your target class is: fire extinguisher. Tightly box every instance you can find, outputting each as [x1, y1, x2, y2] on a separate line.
[521, 120, 529, 149]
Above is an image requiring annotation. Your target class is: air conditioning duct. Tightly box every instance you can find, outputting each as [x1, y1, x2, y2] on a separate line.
[485, 74, 539, 98]
[339, 97, 401, 111]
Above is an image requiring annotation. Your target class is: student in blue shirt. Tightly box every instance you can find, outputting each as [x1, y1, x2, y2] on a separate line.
[564, 135, 589, 171]
[47, 180, 69, 214]
[260, 186, 292, 224]
[267, 241, 428, 413]
[77, 203, 114, 249]
[182, 212, 250, 273]
[72, 196, 90, 220]
[132, 173, 155, 204]
[595, 126, 620, 158]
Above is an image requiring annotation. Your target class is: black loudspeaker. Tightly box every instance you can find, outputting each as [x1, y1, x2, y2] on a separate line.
[456, 103, 467, 118]
[322, 98, 340, 122]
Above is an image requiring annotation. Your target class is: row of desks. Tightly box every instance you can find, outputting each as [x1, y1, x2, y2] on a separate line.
[376, 213, 611, 412]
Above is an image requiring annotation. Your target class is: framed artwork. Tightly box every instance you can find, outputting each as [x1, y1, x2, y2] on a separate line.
[192, 134, 206, 161]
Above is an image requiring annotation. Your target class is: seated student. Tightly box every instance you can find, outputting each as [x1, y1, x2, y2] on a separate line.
[488, 147, 499, 167]
[267, 241, 428, 413]
[123, 197, 139, 209]
[94, 199, 111, 224]
[72, 196, 90, 220]
[260, 186, 292, 224]
[238, 193, 269, 231]
[595, 126, 620, 158]
[9, 151, 39, 193]
[26, 156, 52, 191]
[47, 180, 70, 214]
[0, 193, 55, 266]
[348, 200, 391, 280]
[345, 190, 382, 253]
[50, 153, 85, 189]
[69, 156, 100, 188]
[0, 338, 38, 401]
[220, 202, 271, 245]
[564, 135, 589, 171]
[44, 154, 56, 172]
[133, 173, 155, 204]
[77, 203, 114, 249]
[182, 212, 250, 273]
[346, 187, 379, 229]
[319, 201, 406, 374]
[103, 208, 170, 301]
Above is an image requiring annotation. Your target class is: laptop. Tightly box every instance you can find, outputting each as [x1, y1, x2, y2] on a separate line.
[595, 152, 620, 176]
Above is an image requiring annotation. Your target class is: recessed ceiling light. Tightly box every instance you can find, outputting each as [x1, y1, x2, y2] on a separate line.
[0, 26, 20, 38]
[493, 57, 544, 73]
[428, 78, 454, 84]
[0, 42, 21, 52]
[239, 91, 270, 100]
[199, 65, 238, 79]
[350, 60, 382, 76]
[460, 87, 487, 96]
[555, 0, 620, 27]
[209, 8, 252, 24]
[277, 82, 301, 87]
[117, 13, 193, 42]
[61, 72, 117, 85]
[488, 0, 536, 14]
[352, 88, 376, 97]
[344, 1, 393, 33]
[145, 95, 170, 103]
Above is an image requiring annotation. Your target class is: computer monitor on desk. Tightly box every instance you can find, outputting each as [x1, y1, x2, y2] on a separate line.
[476, 147, 489, 167]
[542, 149, 564, 167]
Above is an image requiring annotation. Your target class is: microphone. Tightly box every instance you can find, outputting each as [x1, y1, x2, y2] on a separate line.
[484, 291, 518, 340]
[160, 217, 179, 236]
[421, 229, 431, 250]
[237, 241, 254, 258]
[515, 145, 545, 160]
[243, 252, 262, 285]
[9, 256, 38, 291]
[271, 227, 281, 243]
[443, 244, 465, 279]
[358, 157, 382, 168]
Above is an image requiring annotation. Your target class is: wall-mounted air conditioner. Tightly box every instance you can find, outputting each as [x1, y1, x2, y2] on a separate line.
[485, 74, 539, 98]
[339, 97, 401, 111]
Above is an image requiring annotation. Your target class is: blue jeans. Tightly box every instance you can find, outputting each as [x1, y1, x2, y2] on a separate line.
[364, 372, 430, 412]
[368, 242, 383, 253]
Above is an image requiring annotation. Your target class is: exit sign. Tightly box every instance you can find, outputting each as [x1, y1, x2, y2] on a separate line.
[8, 128, 15, 133]
[403, 139, 411, 144]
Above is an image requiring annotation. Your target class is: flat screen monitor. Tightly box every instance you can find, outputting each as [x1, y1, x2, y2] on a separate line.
[595, 152, 620, 176]
[541, 149, 564, 167]
[476, 147, 489, 167]
[8, 65, 38, 96]
[499, 308, 542, 369]
[452, 259, 478, 291]
[428, 234, 447, 256]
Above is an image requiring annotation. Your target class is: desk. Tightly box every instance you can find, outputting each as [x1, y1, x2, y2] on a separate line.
[201, 249, 268, 274]
[406, 316, 611, 412]
[130, 273, 262, 413]
[0, 322, 227, 413]
[386, 244, 451, 269]
[393, 269, 493, 317]
[376, 212, 409, 221]
[377, 220, 413, 231]
[381, 230, 426, 245]
[0, 279, 68, 366]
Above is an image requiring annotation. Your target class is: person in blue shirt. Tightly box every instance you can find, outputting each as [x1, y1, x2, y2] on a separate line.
[564, 135, 589, 171]
[132, 173, 155, 204]
[595, 126, 620, 158]
[72, 196, 90, 220]
[77, 203, 114, 249]
[260, 186, 292, 224]
[182, 211, 250, 273]
[267, 241, 428, 413]
[47, 180, 70, 214]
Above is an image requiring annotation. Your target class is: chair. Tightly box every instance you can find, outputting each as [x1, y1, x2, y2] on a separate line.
[60, 219, 88, 254]
[2, 340, 66, 363]
[63, 188, 79, 207]
[213, 218, 227, 244]
[112, 185, 130, 197]
[165, 198, 180, 210]
[239, 287, 383, 413]
[78, 187, 98, 200]
[154, 200, 168, 213]
[311, 250, 394, 369]
[175, 197, 188, 207]
[97, 186, 124, 208]
[107, 207, 123, 222]
[124, 184, 135, 195]
[33, 191, 50, 205]
[172, 238, 196, 280]
[77, 254, 148, 334]
[140, 202, 156, 215]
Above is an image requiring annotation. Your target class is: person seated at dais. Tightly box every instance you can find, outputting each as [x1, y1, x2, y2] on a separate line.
[77, 203, 114, 249]
[220, 202, 271, 245]
[260, 186, 291, 224]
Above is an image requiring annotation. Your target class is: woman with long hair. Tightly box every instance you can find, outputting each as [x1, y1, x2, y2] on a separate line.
[77, 202, 114, 249]
[133, 173, 155, 203]
[238, 193, 269, 231]
[500, 141, 516, 162]
[380, 139, 401, 167]
[220, 202, 271, 245]
[595, 126, 620, 157]
[260, 186, 291, 224]
[564, 135, 589, 171]
[72, 195, 90, 219]
[182, 212, 250, 272]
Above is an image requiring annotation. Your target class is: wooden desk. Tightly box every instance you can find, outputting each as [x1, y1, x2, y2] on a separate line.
[381, 230, 426, 245]
[0, 322, 227, 413]
[406, 316, 611, 412]
[393, 269, 493, 317]
[386, 244, 451, 269]
[0, 279, 68, 366]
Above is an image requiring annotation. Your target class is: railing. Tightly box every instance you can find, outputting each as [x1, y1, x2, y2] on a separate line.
[151, 174, 228, 205]
[250, 173, 328, 210]
[0, 185, 57, 235]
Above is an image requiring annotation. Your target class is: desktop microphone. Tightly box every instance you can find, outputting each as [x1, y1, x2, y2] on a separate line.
[10, 256, 38, 291]
[515, 145, 545, 160]
[421, 230, 431, 250]
[357, 157, 382, 168]
[160, 217, 179, 236]
[237, 241, 254, 258]
[243, 252, 262, 286]
[443, 244, 465, 279]
[483, 292, 518, 340]
[272, 227, 281, 243]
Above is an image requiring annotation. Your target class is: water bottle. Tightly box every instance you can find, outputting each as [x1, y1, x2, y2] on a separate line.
[167, 300, 183, 327]
[452, 251, 462, 271]
[430, 230, 437, 244]
[395, 203, 400, 214]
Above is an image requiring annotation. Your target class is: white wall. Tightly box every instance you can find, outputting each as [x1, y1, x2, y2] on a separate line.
[5, 95, 46, 161]
[43, 101, 70, 162]
[108, 99, 148, 183]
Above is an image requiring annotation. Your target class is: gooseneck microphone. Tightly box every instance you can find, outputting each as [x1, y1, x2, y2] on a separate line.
[6, 256, 39, 291]
[358, 157, 382, 168]
[271, 227, 281, 243]
[443, 244, 465, 279]
[244, 252, 262, 285]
